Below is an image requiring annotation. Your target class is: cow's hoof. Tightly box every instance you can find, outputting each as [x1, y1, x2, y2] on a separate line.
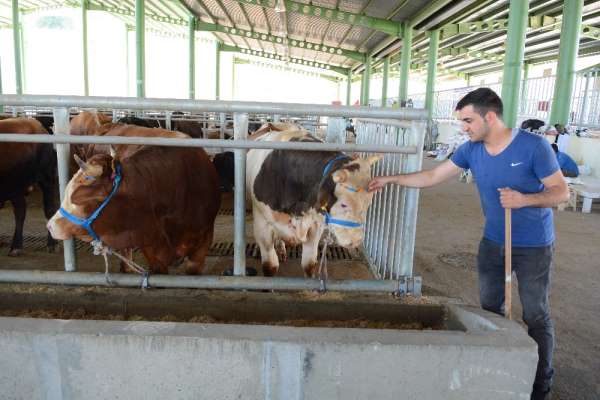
[222, 267, 258, 276]
[8, 249, 24, 257]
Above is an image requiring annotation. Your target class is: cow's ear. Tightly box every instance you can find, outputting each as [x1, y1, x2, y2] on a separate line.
[366, 155, 383, 166]
[332, 169, 348, 183]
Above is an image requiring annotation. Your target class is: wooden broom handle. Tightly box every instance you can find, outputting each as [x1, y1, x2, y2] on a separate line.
[505, 208, 512, 320]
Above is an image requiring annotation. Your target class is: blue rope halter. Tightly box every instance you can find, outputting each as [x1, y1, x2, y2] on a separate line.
[321, 155, 362, 229]
[59, 165, 122, 242]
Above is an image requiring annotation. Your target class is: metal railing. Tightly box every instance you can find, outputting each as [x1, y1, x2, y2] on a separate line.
[0, 94, 427, 293]
[356, 119, 425, 280]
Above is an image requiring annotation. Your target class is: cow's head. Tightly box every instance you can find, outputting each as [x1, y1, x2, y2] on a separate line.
[47, 152, 117, 241]
[322, 155, 381, 248]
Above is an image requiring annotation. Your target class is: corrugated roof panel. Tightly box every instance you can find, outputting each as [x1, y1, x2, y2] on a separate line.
[220, 0, 252, 28]
[201, 0, 229, 22]
[338, 0, 370, 14]
[343, 26, 372, 51]
[264, 8, 286, 35]
[323, 21, 353, 46]
[239, 2, 270, 31]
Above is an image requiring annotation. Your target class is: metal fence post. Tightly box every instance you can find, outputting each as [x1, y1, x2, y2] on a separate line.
[399, 120, 425, 277]
[52, 107, 76, 272]
[165, 111, 172, 130]
[233, 112, 248, 276]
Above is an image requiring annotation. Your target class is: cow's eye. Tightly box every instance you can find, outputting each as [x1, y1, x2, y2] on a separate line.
[341, 203, 348, 209]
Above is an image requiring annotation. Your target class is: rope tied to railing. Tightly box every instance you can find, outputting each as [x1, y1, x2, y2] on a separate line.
[91, 240, 150, 289]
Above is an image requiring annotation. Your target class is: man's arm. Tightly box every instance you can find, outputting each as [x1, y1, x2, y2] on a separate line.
[368, 159, 463, 192]
[498, 170, 570, 208]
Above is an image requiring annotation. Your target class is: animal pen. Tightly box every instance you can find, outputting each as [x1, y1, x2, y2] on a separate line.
[0, 94, 426, 294]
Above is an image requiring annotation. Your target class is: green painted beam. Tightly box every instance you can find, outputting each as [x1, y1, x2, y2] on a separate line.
[581, 24, 600, 41]
[188, 15, 195, 100]
[500, 0, 529, 128]
[232, 57, 342, 83]
[381, 56, 389, 108]
[346, 70, 351, 106]
[414, 46, 504, 63]
[362, 53, 371, 105]
[425, 30, 439, 120]
[228, 0, 402, 37]
[215, 42, 221, 100]
[195, 20, 365, 62]
[12, 0, 22, 95]
[550, 0, 583, 125]
[398, 22, 412, 102]
[439, 15, 560, 41]
[82, 0, 89, 96]
[219, 44, 349, 75]
[135, 0, 145, 98]
[87, 3, 188, 26]
[408, 0, 456, 28]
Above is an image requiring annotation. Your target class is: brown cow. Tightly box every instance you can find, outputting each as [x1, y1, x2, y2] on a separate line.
[69, 110, 112, 135]
[0, 118, 58, 255]
[47, 136, 220, 275]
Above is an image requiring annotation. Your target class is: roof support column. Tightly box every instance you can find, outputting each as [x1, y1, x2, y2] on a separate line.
[500, 0, 528, 128]
[550, 0, 583, 125]
[359, 71, 365, 105]
[188, 15, 195, 100]
[398, 22, 412, 103]
[135, 0, 145, 98]
[425, 29, 439, 120]
[0, 60, 3, 113]
[362, 54, 372, 106]
[215, 42, 221, 100]
[346, 70, 351, 106]
[82, 0, 89, 96]
[519, 62, 529, 114]
[12, 0, 22, 95]
[381, 56, 390, 108]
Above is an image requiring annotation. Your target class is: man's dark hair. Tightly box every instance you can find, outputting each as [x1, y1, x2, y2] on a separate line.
[455, 88, 503, 119]
[551, 143, 559, 153]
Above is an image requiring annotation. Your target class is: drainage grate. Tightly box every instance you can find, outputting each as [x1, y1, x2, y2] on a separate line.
[217, 208, 251, 216]
[0, 234, 362, 262]
[208, 241, 362, 261]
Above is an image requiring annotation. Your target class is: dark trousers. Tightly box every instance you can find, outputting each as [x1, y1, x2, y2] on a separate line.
[477, 238, 555, 394]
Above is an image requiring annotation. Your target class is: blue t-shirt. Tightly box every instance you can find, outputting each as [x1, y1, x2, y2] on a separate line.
[450, 129, 560, 247]
[557, 151, 579, 176]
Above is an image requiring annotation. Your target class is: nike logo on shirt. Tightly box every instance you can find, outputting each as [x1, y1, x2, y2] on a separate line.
[510, 162, 523, 167]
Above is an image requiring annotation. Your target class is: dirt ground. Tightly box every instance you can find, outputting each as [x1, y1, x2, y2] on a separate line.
[0, 158, 599, 399]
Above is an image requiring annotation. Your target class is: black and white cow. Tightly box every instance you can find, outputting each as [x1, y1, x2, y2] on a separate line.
[246, 129, 380, 277]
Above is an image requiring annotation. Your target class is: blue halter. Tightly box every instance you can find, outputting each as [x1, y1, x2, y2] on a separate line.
[59, 165, 122, 242]
[321, 155, 363, 229]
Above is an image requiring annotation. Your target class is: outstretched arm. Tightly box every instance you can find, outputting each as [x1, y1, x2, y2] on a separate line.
[368, 160, 463, 192]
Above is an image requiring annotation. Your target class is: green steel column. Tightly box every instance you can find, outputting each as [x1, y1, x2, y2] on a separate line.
[0, 59, 3, 113]
[215, 41, 221, 100]
[549, 0, 583, 125]
[500, 0, 529, 128]
[359, 71, 365, 105]
[135, 0, 145, 98]
[381, 56, 390, 107]
[12, 0, 22, 95]
[125, 27, 130, 96]
[519, 62, 529, 114]
[398, 22, 412, 103]
[82, 0, 89, 96]
[188, 15, 195, 100]
[346, 70, 351, 106]
[425, 29, 439, 120]
[362, 54, 372, 105]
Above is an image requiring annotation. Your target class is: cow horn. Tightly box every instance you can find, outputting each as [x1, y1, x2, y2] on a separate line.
[73, 154, 89, 171]
[109, 145, 117, 159]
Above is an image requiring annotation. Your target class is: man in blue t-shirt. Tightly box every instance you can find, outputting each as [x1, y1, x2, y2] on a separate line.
[369, 88, 569, 400]
[551, 143, 579, 177]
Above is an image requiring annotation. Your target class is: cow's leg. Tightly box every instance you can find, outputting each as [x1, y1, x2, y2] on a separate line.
[301, 226, 323, 278]
[184, 230, 213, 275]
[118, 248, 135, 273]
[9, 196, 26, 256]
[38, 178, 58, 253]
[140, 247, 170, 274]
[275, 239, 287, 263]
[254, 212, 279, 276]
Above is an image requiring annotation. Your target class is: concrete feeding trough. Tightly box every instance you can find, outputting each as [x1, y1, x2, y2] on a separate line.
[0, 285, 537, 399]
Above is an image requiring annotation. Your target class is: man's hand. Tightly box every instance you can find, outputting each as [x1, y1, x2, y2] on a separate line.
[498, 187, 529, 209]
[368, 176, 394, 193]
